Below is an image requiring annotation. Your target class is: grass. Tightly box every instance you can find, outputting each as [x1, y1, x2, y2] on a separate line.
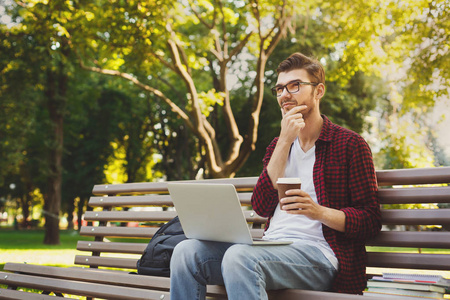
[0, 228, 148, 270]
[0, 228, 94, 298]
[0, 228, 94, 270]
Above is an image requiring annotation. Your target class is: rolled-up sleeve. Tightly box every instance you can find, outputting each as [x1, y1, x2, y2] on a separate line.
[341, 135, 381, 240]
[251, 138, 279, 218]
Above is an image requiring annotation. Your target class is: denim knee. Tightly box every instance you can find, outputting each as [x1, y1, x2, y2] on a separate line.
[222, 244, 255, 277]
[171, 239, 198, 272]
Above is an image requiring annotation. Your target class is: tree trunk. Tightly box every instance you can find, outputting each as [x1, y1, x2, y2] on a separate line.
[43, 65, 67, 245]
[66, 199, 75, 230]
[19, 195, 30, 227]
[44, 98, 63, 244]
[77, 197, 87, 231]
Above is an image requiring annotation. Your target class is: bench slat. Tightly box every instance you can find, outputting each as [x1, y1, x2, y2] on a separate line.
[80, 226, 157, 238]
[3, 263, 168, 290]
[381, 208, 450, 225]
[88, 193, 254, 207]
[89, 187, 450, 207]
[378, 186, 450, 204]
[0, 289, 57, 300]
[74, 255, 138, 269]
[85, 207, 450, 225]
[367, 252, 450, 270]
[92, 177, 259, 195]
[78, 231, 450, 250]
[77, 241, 147, 254]
[89, 195, 174, 207]
[83, 209, 267, 223]
[80, 226, 264, 240]
[366, 231, 450, 248]
[84, 210, 177, 222]
[267, 289, 400, 300]
[3, 263, 227, 298]
[0, 271, 170, 300]
[376, 166, 450, 186]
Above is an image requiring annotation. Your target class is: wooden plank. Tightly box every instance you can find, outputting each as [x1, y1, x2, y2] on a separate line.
[378, 186, 450, 204]
[92, 177, 259, 195]
[74, 255, 138, 269]
[367, 252, 450, 270]
[268, 289, 398, 300]
[89, 192, 254, 207]
[83, 210, 264, 228]
[0, 289, 58, 300]
[366, 231, 450, 248]
[84, 210, 177, 222]
[380, 208, 450, 225]
[376, 166, 450, 186]
[91, 167, 450, 195]
[0, 271, 170, 300]
[3, 263, 227, 299]
[3, 263, 169, 290]
[89, 195, 174, 207]
[80, 226, 262, 240]
[80, 226, 158, 238]
[84, 210, 265, 223]
[76, 241, 147, 254]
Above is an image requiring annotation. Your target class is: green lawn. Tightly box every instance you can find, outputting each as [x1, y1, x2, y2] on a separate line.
[0, 229, 93, 270]
[0, 229, 94, 298]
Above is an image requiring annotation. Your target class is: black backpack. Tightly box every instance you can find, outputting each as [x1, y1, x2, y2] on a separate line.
[136, 216, 187, 277]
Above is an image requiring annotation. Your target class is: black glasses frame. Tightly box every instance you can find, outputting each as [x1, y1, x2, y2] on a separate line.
[271, 80, 319, 97]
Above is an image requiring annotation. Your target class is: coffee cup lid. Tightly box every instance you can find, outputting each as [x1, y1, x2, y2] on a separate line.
[276, 177, 301, 184]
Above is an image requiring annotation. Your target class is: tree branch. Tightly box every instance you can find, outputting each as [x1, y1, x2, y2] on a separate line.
[187, 0, 216, 29]
[76, 52, 195, 132]
[228, 31, 253, 59]
[167, 38, 225, 176]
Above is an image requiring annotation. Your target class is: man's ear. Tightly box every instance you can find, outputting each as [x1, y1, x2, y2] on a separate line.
[316, 83, 325, 99]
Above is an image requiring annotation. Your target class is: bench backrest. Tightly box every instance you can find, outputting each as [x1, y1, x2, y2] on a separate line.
[75, 167, 450, 276]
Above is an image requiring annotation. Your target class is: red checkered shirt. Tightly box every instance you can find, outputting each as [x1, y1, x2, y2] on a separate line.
[251, 115, 381, 294]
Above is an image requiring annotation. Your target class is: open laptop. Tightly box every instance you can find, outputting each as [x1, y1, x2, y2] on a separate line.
[167, 182, 292, 245]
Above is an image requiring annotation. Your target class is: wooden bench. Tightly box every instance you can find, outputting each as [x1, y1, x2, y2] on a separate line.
[1, 167, 450, 300]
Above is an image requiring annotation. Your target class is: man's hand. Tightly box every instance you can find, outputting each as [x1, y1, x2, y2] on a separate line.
[266, 105, 308, 188]
[280, 189, 346, 232]
[279, 105, 307, 145]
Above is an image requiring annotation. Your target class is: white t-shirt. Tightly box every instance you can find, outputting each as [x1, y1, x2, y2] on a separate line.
[263, 138, 338, 269]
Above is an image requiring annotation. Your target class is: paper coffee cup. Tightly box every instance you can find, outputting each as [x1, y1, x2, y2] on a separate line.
[277, 177, 302, 201]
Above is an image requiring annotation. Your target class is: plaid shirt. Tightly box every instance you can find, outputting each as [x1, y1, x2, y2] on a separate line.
[251, 115, 381, 294]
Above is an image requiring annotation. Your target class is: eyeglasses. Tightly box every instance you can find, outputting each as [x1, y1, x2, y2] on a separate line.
[271, 80, 319, 97]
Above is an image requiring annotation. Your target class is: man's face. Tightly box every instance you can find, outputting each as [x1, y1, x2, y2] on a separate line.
[275, 69, 318, 116]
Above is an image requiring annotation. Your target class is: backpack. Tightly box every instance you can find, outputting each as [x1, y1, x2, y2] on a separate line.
[136, 216, 187, 277]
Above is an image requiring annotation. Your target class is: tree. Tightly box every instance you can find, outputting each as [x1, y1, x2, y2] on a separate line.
[1, 1, 78, 244]
[62, 0, 294, 178]
[318, 0, 450, 169]
[236, 13, 382, 176]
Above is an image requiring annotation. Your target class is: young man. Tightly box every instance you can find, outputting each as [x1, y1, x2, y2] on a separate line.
[170, 52, 381, 299]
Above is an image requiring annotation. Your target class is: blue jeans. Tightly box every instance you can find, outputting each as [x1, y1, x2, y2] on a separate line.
[170, 239, 337, 300]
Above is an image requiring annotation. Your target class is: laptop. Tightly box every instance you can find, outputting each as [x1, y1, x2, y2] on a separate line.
[167, 182, 292, 245]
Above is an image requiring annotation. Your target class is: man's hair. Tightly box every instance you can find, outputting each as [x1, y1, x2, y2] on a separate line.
[276, 53, 325, 85]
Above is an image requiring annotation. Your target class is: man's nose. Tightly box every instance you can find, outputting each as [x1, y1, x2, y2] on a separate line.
[279, 87, 292, 98]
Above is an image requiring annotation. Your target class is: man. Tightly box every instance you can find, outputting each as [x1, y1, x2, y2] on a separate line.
[170, 52, 381, 300]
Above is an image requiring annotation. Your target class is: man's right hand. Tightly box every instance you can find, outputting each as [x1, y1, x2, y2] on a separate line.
[279, 105, 307, 145]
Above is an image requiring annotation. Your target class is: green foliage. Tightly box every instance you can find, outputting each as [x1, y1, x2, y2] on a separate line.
[236, 16, 382, 176]
[1, 0, 449, 237]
